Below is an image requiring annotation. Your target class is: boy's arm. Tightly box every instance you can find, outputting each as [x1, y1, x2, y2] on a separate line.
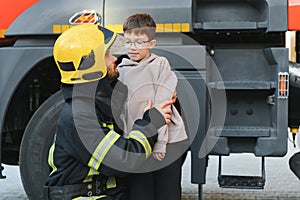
[152, 57, 176, 157]
[153, 125, 168, 154]
[154, 57, 178, 104]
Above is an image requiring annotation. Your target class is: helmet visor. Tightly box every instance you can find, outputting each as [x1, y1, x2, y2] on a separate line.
[109, 34, 127, 55]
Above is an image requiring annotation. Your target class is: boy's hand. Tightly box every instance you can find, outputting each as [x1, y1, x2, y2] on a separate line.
[152, 152, 166, 161]
[172, 91, 177, 103]
[143, 100, 152, 112]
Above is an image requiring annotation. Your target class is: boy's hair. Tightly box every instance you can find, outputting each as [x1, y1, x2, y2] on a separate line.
[123, 13, 156, 40]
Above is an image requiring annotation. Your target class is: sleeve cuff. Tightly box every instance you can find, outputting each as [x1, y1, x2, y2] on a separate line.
[143, 107, 165, 129]
[153, 141, 167, 153]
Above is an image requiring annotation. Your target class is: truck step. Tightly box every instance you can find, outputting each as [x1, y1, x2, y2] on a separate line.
[218, 175, 265, 189]
[217, 156, 265, 190]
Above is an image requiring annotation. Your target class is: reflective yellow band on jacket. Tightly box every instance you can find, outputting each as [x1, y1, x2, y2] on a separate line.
[127, 130, 152, 158]
[83, 168, 100, 183]
[106, 176, 117, 189]
[48, 134, 57, 175]
[84, 131, 119, 182]
[101, 122, 114, 130]
[88, 130, 120, 170]
[72, 195, 107, 200]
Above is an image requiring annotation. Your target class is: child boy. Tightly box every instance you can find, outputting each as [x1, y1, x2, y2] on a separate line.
[117, 13, 188, 200]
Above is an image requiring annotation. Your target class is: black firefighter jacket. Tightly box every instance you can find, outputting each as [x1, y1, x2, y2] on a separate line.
[46, 76, 164, 196]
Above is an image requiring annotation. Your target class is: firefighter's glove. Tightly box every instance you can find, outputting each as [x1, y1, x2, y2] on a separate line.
[143, 100, 173, 129]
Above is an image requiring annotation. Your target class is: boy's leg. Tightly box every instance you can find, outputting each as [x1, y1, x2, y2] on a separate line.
[153, 154, 183, 200]
[128, 172, 155, 200]
[152, 141, 188, 200]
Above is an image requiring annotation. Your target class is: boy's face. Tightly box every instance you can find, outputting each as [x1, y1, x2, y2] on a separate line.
[124, 32, 156, 62]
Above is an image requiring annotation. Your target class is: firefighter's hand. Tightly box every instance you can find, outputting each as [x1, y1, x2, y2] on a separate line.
[144, 100, 172, 125]
[152, 152, 166, 161]
[156, 100, 173, 125]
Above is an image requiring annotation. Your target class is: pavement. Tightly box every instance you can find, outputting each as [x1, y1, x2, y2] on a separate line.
[181, 140, 300, 200]
[1, 139, 300, 200]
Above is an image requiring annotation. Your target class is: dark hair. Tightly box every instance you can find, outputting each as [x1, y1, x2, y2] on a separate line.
[123, 13, 156, 40]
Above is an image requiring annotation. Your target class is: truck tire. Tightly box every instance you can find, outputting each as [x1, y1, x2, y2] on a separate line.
[19, 91, 63, 200]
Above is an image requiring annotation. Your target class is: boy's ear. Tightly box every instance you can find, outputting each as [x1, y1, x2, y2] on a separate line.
[149, 39, 156, 49]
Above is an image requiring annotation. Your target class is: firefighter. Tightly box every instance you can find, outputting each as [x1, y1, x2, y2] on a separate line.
[44, 24, 174, 200]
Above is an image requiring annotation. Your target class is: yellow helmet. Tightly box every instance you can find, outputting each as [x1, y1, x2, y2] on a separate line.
[53, 24, 116, 84]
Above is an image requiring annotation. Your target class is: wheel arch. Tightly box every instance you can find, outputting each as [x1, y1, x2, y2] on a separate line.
[1, 51, 60, 165]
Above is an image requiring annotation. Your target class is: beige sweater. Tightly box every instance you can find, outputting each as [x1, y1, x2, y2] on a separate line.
[117, 53, 188, 153]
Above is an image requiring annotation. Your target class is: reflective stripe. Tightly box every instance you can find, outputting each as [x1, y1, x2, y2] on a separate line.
[127, 130, 152, 158]
[72, 195, 107, 200]
[84, 130, 119, 182]
[83, 168, 100, 183]
[0, 29, 6, 38]
[87, 130, 120, 170]
[53, 23, 191, 34]
[53, 24, 73, 34]
[106, 176, 117, 189]
[101, 122, 114, 129]
[106, 23, 191, 33]
[48, 134, 57, 175]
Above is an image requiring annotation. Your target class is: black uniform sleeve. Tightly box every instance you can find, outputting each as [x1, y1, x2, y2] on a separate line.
[98, 107, 165, 176]
[71, 103, 165, 177]
[140, 107, 165, 129]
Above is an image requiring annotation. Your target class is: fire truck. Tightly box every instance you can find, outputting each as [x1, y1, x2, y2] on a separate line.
[1, 0, 300, 199]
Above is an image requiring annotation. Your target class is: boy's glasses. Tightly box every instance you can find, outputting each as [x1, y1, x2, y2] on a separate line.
[123, 40, 151, 49]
